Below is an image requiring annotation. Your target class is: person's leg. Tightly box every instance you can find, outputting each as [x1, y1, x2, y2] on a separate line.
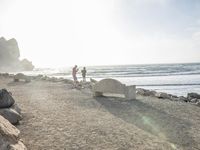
[73, 75, 77, 87]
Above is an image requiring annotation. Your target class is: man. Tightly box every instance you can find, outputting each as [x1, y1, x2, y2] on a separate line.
[72, 65, 79, 83]
[81, 67, 87, 82]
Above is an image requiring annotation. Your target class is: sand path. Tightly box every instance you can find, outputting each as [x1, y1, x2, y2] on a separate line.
[1, 77, 200, 149]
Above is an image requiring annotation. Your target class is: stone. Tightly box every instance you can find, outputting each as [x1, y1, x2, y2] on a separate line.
[136, 88, 156, 97]
[170, 97, 179, 101]
[0, 89, 15, 108]
[196, 102, 200, 107]
[178, 96, 188, 102]
[0, 115, 27, 150]
[190, 98, 198, 103]
[81, 82, 92, 89]
[187, 93, 200, 100]
[9, 140, 27, 150]
[136, 88, 145, 95]
[14, 73, 31, 82]
[155, 92, 171, 99]
[93, 78, 136, 100]
[11, 103, 22, 115]
[0, 73, 9, 77]
[90, 78, 97, 83]
[0, 108, 22, 125]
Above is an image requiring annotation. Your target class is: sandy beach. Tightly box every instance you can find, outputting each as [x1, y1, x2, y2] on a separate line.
[1, 76, 200, 150]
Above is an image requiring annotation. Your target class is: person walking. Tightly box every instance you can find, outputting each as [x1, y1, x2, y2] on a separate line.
[81, 67, 87, 82]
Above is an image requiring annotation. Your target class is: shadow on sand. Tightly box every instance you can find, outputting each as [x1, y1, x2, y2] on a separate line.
[95, 96, 197, 149]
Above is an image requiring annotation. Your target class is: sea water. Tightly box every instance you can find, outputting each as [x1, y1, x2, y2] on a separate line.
[19, 63, 200, 97]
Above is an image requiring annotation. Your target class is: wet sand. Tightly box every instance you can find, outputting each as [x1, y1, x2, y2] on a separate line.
[1, 77, 200, 150]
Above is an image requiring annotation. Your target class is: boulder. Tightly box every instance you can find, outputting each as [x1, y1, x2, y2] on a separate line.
[170, 97, 179, 101]
[0, 115, 27, 150]
[8, 140, 27, 150]
[90, 78, 97, 83]
[178, 96, 188, 102]
[11, 103, 22, 115]
[155, 92, 171, 99]
[14, 73, 31, 82]
[190, 98, 198, 103]
[196, 102, 200, 107]
[136, 88, 145, 95]
[81, 82, 92, 89]
[0, 89, 15, 108]
[145, 90, 156, 96]
[0, 108, 22, 125]
[0, 73, 9, 77]
[136, 88, 156, 97]
[187, 93, 200, 100]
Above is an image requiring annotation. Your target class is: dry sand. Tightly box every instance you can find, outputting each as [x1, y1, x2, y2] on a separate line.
[1, 76, 200, 150]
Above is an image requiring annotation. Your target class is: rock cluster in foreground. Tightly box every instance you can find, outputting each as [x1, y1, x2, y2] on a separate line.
[0, 89, 22, 125]
[0, 115, 26, 150]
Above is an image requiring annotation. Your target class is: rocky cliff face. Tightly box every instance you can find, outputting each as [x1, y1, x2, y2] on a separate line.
[0, 37, 34, 71]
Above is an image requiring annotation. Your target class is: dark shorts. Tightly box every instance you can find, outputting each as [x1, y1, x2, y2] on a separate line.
[73, 75, 77, 81]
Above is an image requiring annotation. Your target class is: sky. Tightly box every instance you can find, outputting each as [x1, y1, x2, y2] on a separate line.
[0, 0, 200, 67]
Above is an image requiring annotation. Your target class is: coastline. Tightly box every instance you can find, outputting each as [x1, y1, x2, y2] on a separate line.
[0, 73, 200, 149]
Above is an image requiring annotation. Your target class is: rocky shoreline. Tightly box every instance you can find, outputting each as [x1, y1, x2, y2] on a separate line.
[1, 72, 200, 106]
[137, 88, 200, 107]
[0, 72, 200, 149]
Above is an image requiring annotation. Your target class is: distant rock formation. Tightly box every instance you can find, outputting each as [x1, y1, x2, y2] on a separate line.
[0, 37, 34, 71]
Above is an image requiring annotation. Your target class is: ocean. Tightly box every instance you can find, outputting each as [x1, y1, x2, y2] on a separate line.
[18, 63, 200, 97]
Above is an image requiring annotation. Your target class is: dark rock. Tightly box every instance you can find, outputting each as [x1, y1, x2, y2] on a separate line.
[187, 93, 200, 100]
[0, 73, 9, 77]
[14, 73, 31, 82]
[136, 88, 156, 96]
[178, 96, 188, 102]
[0, 89, 15, 108]
[0, 108, 22, 125]
[170, 97, 179, 101]
[155, 92, 171, 99]
[11, 103, 22, 115]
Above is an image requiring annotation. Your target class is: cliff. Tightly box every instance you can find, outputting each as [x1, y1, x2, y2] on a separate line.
[0, 37, 34, 71]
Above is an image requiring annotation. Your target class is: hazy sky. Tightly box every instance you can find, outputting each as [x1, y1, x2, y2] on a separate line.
[1, 0, 200, 67]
